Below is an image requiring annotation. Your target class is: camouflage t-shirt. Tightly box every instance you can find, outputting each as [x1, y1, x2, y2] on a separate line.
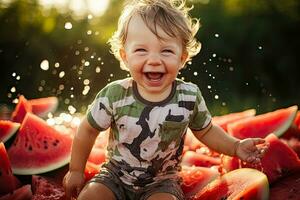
[87, 78, 211, 187]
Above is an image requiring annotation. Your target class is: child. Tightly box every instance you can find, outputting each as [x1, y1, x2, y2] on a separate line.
[63, 0, 267, 199]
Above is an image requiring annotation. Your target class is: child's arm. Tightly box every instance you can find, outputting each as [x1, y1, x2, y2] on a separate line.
[63, 116, 99, 199]
[192, 123, 267, 163]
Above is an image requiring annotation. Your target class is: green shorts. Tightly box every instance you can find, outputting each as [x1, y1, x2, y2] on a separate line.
[88, 162, 185, 200]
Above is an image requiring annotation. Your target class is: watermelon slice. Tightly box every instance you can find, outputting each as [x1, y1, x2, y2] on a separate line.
[0, 142, 20, 196]
[212, 109, 256, 131]
[11, 95, 32, 123]
[0, 185, 32, 200]
[181, 150, 221, 168]
[269, 170, 300, 200]
[29, 97, 58, 118]
[242, 134, 300, 183]
[0, 120, 20, 143]
[180, 166, 219, 198]
[193, 168, 269, 200]
[8, 113, 72, 175]
[221, 154, 241, 172]
[227, 105, 298, 139]
[31, 175, 65, 200]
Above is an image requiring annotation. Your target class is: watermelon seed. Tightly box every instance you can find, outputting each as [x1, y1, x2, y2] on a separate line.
[28, 145, 32, 151]
[44, 145, 48, 149]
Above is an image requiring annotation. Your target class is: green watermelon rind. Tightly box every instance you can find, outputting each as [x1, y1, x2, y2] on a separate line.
[12, 155, 71, 175]
[227, 105, 298, 139]
[273, 105, 298, 137]
[8, 113, 72, 175]
[0, 121, 20, 143]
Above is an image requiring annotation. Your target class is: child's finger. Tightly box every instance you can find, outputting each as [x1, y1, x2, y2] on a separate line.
[252, 138, 265, 145]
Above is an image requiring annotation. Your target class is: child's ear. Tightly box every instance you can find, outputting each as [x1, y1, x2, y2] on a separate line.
[119, 48, 127, 64]
[180, 51, 188, 68]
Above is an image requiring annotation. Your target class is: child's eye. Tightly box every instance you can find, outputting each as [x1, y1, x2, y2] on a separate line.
[135, 48, 146, 52]
[162, 49, 174, 54]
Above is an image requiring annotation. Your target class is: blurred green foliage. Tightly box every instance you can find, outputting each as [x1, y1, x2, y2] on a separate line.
[0, 0, 299, 115]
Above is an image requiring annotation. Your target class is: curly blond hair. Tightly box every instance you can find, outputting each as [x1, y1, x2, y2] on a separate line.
[108, 0, 201, 70]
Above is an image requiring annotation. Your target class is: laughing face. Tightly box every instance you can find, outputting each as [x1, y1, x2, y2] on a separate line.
[120, 14, 187, 102]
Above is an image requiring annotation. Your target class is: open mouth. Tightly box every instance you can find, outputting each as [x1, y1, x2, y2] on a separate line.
[145, 72, 164, 81]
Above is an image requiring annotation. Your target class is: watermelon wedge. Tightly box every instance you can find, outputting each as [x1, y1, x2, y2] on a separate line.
[0, 120, 20, 143]
[180, 166, 219, 198]
[193, 168, 269, 200]
[212, 109, 256, 131]
[242, 134, 300, 183]
[8, 113, 72, 175]
[0, 185, 32, 200]
[29, 97, 58, 118]
[11, 95, 32, 123]
[0, 142, 20, 196]
[227, 105, 298, 139]
[181, 150, 221, 168]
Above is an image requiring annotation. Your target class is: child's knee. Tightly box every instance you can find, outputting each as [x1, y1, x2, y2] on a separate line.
[77, 182, 116, 200]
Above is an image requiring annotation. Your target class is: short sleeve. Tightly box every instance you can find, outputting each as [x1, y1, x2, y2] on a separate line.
[86, 85, 113, 131]
[189, 86, 212, 131]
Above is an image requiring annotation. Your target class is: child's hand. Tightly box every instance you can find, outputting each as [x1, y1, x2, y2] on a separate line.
[63, 170, 85, 200]
[235, 138, 268, 164]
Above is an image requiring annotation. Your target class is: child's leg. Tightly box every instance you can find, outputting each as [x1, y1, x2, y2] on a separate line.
[77, 182, 116, 200]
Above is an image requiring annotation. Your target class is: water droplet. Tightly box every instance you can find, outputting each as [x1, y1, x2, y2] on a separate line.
[75, 50, 80, 55]
[10, 87, 16, 93]
[70, 94, 74, 98]
[214, 95, 219, 99]
[87, 30, 92, 35]
[59, 71, 65, 78]
[229, 67, 234, 71]
[207, 85, 211, 89]
[212, 53, 216, 57]
[222, 102, 226, 106]
[82, 86, 90, 95]
[16, 76, 20, 80]
[214, 33, 219, 38]
[88, 14, 93, 19]
[245, 82, 249, 85]
[54, 62, 60, 68]
[84, 47, 89, 52]
[38, 86, 43, 92]
[83, 79, 90, 85]
[68, 105, 77, 114]
[59, 84, 64, 90]
[193, 72, 198, 76]
[95, 67, 101, 73]
[64, 98, 70, 104]
[64, 22, 72, 30]
[40, 60, 49, 71]
[110, 73, 114, 77]
[77, 40, 82, 44]
[12, 72, 16, 77]
[84, 61, 90, 66]
[258, 46, 263, 50]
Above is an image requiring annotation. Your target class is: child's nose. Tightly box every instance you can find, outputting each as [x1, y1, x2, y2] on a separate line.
[147, 53, 162, 66]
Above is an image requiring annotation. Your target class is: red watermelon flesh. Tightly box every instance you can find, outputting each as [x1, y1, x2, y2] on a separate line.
[0, 142, 20, 196]
[181, 150, 221, 168]
[180, 166, 219, 198]
[31, 175, 65, 200]
[0, 120, 20, 143]
[212, 109, 256, 131]
[29, 97, 58, 118]
[11, 95, 32, 123]
[85, 161, 101, 182]
[0, 185, 32, 200]
[227, 105, 298, 139]
[221, 154, 241, 173]
[193, 168, 269, 200]
[242, 134, 300, 184]
[269, 170, 300, 200]
[8, 113, 72, 175]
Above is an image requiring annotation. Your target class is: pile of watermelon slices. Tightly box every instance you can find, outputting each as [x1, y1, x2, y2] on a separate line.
[1, 95, 300, 200]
